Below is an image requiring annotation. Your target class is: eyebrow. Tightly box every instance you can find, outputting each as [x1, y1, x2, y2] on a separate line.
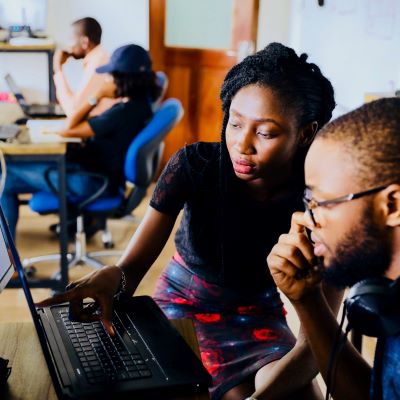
[230, 109, 283, 128]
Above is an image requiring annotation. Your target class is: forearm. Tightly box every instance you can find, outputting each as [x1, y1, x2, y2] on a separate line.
[293, 288, 371, 400]
[254, 339, 320, 400]
[54, 70, 75, 116]
[116, 207, 177, 292]
[65, 97, 98, 129]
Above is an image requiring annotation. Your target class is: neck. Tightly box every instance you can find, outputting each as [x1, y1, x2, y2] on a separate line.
[85, 43, 98, 56]
[244, 164, 297, 201]
[386, 234, 400, 280]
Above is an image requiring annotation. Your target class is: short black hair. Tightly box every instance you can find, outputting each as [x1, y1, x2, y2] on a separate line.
[316, 97, 400, 188]
[73, 17, 102, 46]
[112, 71, 162, 101]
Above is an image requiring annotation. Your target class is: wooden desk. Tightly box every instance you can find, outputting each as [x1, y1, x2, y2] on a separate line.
[0, 135, 69, 291]
[0, 320, 209, 400]
[0, 43, 56, 102]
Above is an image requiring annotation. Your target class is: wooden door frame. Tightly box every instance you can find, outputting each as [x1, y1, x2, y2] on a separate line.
[149, 0, 259, 71]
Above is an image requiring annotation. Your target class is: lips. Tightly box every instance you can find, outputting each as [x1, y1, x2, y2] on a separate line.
[232, 158, 255, 174]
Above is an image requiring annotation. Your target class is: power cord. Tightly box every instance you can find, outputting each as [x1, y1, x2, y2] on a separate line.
[325, 304, 351, 400]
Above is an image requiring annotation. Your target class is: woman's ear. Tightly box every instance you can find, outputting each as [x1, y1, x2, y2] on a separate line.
[299, 121, 318, 147]
[383, 184, 400, 227]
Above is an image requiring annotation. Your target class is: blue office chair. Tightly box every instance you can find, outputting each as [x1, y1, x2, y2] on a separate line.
[24, 98, 183, 275]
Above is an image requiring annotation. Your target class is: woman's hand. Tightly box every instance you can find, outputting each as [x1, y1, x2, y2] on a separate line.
[36, 265, 124, 335]
[267, 212, 321, 302]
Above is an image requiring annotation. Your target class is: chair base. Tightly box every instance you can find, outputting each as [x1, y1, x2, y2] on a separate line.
[22, 215, 123, 281]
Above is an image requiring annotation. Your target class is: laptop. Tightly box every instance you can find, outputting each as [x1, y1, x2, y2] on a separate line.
[0, 206, 211, 399]
[0, 123, 21, 141]
[4, 73, 65, 118]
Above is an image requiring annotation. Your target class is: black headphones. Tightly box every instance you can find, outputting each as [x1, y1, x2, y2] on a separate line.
[345, 277, 400, 337]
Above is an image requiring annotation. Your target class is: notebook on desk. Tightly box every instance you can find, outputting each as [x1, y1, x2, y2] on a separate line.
[27, 119, 81, 143]
[0, 205, 210, 399]
[4, 73, 65, 118]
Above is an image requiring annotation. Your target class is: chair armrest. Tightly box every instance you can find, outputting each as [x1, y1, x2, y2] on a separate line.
[44, 167, 110, 211]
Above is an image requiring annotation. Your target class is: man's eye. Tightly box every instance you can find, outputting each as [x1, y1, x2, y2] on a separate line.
[229, 121, 240, 128]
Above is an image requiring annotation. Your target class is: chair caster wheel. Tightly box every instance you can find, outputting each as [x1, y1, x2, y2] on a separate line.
[25, 266, 37, 278]
[104, 241, 114, 249]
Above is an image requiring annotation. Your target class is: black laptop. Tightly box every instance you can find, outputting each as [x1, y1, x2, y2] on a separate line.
[0, 206, 210, 399]
[5, 73, 65, 118]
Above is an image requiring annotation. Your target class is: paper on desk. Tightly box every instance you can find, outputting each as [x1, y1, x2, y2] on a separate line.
[8, 37, 55, 46]
[27, 119, 81, 143]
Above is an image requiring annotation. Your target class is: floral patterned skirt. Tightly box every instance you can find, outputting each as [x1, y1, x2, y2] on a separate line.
[153, 255, 296, 400]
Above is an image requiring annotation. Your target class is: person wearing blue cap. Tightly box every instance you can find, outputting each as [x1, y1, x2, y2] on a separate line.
[1, 44, 161, 239]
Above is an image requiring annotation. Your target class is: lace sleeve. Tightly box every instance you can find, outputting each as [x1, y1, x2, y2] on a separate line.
[150, 147, 189, 216]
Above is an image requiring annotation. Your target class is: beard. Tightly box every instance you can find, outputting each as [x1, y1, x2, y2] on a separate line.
[320, 206, 391, 289]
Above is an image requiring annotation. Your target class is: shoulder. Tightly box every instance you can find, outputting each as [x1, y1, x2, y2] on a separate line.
[182, 142, 220, 174]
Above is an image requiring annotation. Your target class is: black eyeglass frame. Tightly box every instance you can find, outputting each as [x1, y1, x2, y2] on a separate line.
[302, 185, 389, 226]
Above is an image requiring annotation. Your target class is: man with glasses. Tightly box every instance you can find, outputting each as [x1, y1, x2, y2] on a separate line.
[267, 97, 400, 400]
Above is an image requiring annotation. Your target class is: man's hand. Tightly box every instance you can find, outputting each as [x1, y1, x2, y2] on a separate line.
[267, 212, 321, 302]
[53, 50, 71, 73]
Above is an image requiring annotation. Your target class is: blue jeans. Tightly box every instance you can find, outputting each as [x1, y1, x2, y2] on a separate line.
[1, 161, 105, 239]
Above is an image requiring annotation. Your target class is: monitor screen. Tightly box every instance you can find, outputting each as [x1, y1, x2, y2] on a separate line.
[0, 0, 47, 32]
[0, 222, 14, 293]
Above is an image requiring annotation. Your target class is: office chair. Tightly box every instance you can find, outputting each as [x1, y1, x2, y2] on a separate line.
[23, 98, 183, 277]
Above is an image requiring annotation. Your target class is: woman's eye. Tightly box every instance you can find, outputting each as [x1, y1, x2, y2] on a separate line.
[257, 131, 276, 139]
[229, 121, 241, 129]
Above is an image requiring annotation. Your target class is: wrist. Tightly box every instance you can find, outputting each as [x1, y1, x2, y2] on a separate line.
[291, 285, 324, 308]
[118, 265, 139, 295]
[87, 95, 98, 107]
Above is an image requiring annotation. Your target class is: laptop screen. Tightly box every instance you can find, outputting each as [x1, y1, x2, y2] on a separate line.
[4, 73, 28, 108]
[0, 219, 14, 293]
[0, 206, 38, 318]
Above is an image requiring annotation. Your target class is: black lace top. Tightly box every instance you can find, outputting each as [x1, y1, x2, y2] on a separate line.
[150, 142, 304, 290]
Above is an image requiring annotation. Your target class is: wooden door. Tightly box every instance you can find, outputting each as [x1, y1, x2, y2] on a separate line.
[149, 0, 259, 165]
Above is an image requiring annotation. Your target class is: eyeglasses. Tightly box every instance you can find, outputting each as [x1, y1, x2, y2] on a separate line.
[303, 185, 389, 226]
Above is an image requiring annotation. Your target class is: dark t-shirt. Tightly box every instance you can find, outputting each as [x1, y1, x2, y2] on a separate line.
[150, 142, 304, 290]
[371, 334, 400, 399]
[68, 97, 152, 190]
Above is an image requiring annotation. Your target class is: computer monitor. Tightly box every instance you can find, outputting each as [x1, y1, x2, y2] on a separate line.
[0, 0, 47, 32]
[0, 218, 14, 293]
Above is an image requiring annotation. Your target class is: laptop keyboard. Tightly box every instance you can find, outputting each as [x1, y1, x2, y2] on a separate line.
[59, 311, 152, 385]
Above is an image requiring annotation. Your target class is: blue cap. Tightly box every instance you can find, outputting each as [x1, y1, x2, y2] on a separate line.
[96, 44, 152, 74]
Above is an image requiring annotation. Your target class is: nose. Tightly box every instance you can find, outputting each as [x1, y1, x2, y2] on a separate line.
[235, 128, 255, 155]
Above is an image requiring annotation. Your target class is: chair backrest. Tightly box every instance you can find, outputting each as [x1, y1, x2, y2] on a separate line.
[152, 71, 169, 111]
[118, 98, 183, 216]
[124, 98, 183, 187]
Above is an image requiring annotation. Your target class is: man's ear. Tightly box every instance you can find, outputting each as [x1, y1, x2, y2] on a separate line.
[382, 184, 400, 227]
[81, 36, 89, 50]
[298, 121, 318, 147]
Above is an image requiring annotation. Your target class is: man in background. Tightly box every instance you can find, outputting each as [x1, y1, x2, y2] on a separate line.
[53, 17, 116, 117]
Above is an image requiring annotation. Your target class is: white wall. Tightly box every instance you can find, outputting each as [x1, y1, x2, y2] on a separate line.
[0, 0, 148, 103]
[257, 0, 291, 50]
[257, 0, 400, 118]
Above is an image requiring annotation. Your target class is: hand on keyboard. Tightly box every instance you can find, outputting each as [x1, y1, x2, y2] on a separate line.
[36, 265, 124, 335]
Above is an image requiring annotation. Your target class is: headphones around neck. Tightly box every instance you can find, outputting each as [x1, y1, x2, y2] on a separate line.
[345, 277, 400, 337]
